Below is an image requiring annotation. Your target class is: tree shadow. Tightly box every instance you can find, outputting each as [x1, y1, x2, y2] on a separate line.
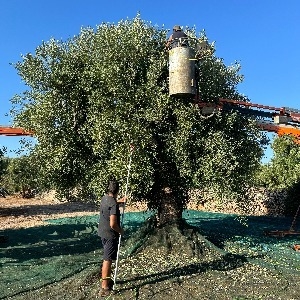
[0, 201, 98, 217]
[0, 220, 100, 263]
[117, 252, 248, 293]
[1, 210, 297, 272]
[183, 210, 297, 248]
[0, 212, 146, 265]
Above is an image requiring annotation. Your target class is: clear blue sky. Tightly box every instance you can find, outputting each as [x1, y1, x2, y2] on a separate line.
[1, 0, 300, 162]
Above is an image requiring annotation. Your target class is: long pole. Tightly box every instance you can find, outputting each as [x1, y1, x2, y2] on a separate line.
[113, 144, 134, 290]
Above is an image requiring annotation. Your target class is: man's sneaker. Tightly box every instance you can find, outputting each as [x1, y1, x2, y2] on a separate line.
[99, 288, 111, 297]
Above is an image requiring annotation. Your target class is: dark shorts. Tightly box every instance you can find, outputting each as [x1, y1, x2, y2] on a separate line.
[101, 238, 119, 261]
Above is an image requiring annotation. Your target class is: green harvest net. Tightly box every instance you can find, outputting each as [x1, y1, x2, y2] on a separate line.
[0, 210, 299, 299]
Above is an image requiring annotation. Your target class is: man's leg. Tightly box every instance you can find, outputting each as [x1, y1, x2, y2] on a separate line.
[101, 238, 118, 294]
[101, 259, 112, 289]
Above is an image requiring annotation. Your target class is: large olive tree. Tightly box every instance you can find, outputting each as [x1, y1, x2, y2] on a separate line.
[12, 16, 263, 225]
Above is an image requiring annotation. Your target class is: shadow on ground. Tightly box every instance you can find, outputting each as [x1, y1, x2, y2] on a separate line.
[0, 210, 299, 299]
[183, 210, 298, 249]
[0, 202, 98, 218]
[118, 252, 248, 292]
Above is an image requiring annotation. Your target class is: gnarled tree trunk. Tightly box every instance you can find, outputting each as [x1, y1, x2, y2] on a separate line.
[157, 187, 184, 226]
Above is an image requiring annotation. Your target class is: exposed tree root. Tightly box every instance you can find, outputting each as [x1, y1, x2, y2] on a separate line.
[122, 216, 245, 265]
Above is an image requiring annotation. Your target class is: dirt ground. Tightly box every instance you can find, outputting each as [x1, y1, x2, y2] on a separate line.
[0, 193, 147, 230]
[0, 194, 100, 230]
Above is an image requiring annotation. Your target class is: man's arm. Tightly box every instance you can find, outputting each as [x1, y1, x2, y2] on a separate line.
[110, 214, 124, 235]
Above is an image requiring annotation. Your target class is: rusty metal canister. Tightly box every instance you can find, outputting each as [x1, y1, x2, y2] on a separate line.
[169, 46, 196, 98]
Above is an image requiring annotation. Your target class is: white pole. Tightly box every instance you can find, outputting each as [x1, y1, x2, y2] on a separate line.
[113, 145, 134, 290]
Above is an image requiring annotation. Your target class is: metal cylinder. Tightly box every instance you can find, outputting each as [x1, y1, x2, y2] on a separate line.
[169, 46, 196, 98]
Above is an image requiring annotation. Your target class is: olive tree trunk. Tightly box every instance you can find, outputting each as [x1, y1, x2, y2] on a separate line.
[156, 187, 184, 226]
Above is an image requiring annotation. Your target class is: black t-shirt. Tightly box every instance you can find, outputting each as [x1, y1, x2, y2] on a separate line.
[170, 31, 188, 48]
[172, 31, 187, 40]
[98, 195, 120, 239]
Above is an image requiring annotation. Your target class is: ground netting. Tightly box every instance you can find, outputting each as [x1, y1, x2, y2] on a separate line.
[0, 210, 299, 299]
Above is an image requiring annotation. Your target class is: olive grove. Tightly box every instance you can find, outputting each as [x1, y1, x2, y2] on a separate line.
[12, 16, 265, 225]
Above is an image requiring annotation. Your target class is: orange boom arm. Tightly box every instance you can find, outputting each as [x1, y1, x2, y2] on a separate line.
[0, 127, 34, 136]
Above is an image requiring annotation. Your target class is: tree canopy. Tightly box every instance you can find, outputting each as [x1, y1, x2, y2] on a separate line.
[11, 16, 264, 221]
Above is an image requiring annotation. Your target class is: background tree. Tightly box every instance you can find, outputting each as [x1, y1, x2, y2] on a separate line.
[254, 135, 300, 215]
[12, 16, 264, 225]
[1, 155, 39, 197]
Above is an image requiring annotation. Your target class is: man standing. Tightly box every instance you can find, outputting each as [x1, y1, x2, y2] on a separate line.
[98, 179, 125, 297]
[166, 25, 188, 49]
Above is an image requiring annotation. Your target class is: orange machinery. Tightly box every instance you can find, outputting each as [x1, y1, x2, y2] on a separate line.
[0, 127, 33, 136]
[197, 98, 300, 143]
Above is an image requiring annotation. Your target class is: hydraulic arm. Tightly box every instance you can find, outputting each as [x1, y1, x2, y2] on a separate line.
[197, 98, 300, 143]
[0, 127, 33, 136]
